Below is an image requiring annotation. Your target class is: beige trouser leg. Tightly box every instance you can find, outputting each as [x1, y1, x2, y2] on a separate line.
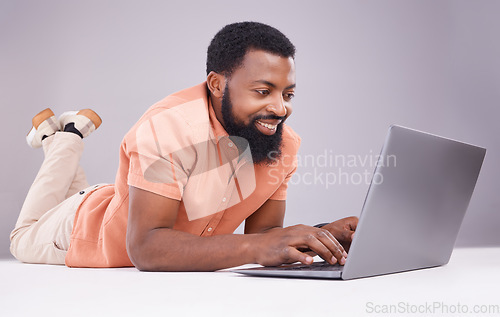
[10, 132, 94, 265]
[41, 135, 91, 199]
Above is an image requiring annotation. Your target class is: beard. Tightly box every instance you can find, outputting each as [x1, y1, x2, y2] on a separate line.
[221, 85, 284, 165]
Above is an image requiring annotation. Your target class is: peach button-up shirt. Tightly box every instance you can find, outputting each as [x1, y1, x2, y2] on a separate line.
[65, 82, 300, 268]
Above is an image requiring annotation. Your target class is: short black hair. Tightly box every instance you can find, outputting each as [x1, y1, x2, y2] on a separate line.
[206, 21, 296, 76]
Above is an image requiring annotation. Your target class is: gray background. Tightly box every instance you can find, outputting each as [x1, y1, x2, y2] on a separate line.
[1, 0, 498, 259]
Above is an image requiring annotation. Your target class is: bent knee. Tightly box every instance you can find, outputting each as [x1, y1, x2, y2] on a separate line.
[10, 236, 66, 265]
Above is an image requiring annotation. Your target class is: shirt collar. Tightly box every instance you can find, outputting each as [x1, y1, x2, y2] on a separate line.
[206, 83, 229, 144]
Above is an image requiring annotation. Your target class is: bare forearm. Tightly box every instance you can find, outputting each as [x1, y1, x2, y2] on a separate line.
[128, 228, 258, 272]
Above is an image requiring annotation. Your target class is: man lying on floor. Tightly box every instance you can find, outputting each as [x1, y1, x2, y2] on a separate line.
[10, 21, 358, 271]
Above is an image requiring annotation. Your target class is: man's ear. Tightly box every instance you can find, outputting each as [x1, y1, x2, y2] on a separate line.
[206, 71, 226, 99]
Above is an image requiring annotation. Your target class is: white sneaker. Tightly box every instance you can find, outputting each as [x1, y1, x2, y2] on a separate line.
[26, 108, 60, 148]
[58, 109, 102, 138]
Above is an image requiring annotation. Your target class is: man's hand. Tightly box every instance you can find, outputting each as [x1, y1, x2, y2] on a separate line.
[320, 216, 359, 252]
[252, 225, 348, 267]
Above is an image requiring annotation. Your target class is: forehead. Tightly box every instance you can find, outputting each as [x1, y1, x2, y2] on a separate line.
[230, 49, 296, 86]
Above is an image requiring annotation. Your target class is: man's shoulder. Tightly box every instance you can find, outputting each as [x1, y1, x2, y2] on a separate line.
[134, 82, 209, 130]
[123, 82, 209, 150]
[150, 82, 208, 112]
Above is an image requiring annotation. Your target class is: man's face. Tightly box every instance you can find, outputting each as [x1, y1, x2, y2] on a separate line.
[220, 50, 296, 165]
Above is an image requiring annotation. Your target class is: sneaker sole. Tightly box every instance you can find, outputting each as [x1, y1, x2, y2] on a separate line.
[29, 108, 55, 134]
[77, 109, 102, 130]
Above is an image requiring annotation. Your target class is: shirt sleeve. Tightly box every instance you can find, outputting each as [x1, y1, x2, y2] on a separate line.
[268, 126, 301, 201]
[126, 109, 195, 200]
[268, 162, 297, 201]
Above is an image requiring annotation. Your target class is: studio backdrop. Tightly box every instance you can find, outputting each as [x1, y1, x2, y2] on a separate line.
[1, 0, 499, 259]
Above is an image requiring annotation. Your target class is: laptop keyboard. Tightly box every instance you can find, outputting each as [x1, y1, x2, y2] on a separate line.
[276, 261, 343, 271]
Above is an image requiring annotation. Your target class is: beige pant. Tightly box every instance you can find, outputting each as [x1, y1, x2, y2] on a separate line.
[10, 132, 100, 265]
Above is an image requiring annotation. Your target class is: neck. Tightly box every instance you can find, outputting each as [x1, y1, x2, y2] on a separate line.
[208, 88, 226, 129]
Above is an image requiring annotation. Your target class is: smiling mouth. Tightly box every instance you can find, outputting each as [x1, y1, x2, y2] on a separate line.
[256, 120, 280, 131]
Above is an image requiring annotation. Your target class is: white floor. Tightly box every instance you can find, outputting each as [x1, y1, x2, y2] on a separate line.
[1, 247, 499, 317]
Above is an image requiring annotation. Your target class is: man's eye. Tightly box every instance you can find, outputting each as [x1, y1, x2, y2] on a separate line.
[284, 93, 295, 100]
[256, 90, 270, 95]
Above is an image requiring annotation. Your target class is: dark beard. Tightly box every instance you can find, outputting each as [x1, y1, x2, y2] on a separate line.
[221, 85, 284, 165]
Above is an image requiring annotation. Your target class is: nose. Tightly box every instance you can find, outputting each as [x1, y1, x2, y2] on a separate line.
[266, 95, 288, 118]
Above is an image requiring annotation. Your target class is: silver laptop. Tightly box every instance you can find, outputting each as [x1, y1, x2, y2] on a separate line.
[232, 125, 486, 280]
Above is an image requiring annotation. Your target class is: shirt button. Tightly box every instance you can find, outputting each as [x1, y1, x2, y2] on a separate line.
[222, 197, 226, 202]
[207, 227, 213, 232]
[228, 142, 233, 147]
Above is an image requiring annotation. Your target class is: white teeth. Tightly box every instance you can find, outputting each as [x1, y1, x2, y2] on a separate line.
[257, 120, 277, 131]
